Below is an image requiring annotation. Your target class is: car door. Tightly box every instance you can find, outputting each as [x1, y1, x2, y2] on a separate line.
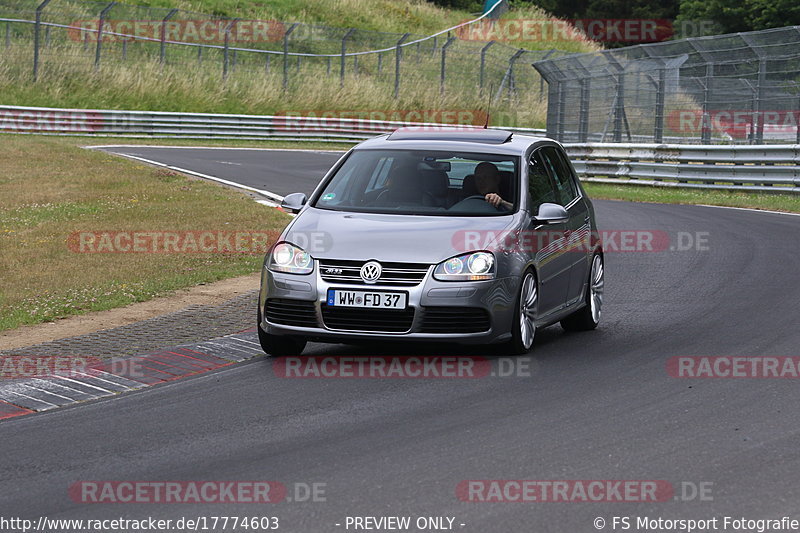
[539, 145, 591, 306]
[527, 148, 573, 317]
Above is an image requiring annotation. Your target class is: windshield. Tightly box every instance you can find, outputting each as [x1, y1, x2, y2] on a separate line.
[312, 149, 519, 216]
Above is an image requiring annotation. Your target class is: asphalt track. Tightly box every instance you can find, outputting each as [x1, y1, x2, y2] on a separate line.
[2, 147, 800, 532]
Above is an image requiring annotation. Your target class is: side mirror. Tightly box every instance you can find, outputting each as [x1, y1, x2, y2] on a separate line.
[533, 203, 569, 224]
[280, 192, 307, 214]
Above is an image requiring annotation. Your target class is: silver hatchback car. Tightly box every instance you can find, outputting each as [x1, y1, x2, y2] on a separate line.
[258, 128, 603, 356]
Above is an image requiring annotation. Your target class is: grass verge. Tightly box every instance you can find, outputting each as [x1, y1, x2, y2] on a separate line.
[583, 182, 800, 213]
[0, 135, 291, 332]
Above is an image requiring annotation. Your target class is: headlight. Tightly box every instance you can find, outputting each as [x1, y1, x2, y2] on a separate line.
[433, 251, 495, 281]
[268, 242, 314, 274]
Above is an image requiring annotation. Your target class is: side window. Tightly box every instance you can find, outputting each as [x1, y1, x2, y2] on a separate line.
[555, 148, 581, 199]
[540, 146, 578, 206]
[528, 150, 557, 214]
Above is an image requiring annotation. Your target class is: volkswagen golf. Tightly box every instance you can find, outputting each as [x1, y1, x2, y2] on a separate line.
[258, 128, 603, 356]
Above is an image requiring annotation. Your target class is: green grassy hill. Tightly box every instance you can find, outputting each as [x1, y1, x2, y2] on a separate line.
[0, 0, 600, 128]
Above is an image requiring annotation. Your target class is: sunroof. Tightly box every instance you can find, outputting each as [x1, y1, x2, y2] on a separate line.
[386, 128, 513, 144]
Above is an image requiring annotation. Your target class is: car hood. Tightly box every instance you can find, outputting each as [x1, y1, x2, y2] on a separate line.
[283, 208, 519, 264]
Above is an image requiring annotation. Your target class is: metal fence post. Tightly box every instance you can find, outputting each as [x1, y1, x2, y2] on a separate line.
[122, 39, 127, 60]
[754, 58, 767, 145]
[377, 53, 382, 74]
[494, 49, 524, 102]
[613, 75, 624, 142]
[265, 54, 270, 75]
[197, 46, 202, 66]
[340, 28, 355, 88]
[353, 55, 358, 76]
[160, 9, 178, 64]
[578, 78, 590, 142]
[479, 40, 494, 92]
[326, 57, 331, 75]
[558, 82, 568, 141]
[94, 2, 116, 71]
[701, 63, 713, 143]
[394, 33, 410, 99]
[282, 23, 298, 91]
[538, 49, 556, 101]
[796, 85, 800, 144]
[33, 0, 53, 82]
[743, 80, 757, 145]
[440, 36, 456, 95]
[44, 26, 50, 47]
[5, 21, 9, 49]
[654, 68, 666, 143]
[222, 19, 238, 80]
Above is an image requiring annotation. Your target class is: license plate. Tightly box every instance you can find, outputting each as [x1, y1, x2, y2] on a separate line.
[327, 289, 407, 309]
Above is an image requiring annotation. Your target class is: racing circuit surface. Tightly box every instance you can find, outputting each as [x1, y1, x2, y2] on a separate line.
[1, 147, 799, 531]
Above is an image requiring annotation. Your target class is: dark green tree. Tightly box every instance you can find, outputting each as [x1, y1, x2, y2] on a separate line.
[677, 0, 800, 33]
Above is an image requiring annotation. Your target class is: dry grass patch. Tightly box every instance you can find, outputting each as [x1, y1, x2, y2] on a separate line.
[0, 136, 290, 331]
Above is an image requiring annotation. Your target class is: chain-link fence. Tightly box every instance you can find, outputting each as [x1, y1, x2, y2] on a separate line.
[533, 26, 800, 144]
[0, 0, 568, 128]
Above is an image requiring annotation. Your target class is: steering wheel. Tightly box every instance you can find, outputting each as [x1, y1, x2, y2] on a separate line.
[462, 194, 488, 201]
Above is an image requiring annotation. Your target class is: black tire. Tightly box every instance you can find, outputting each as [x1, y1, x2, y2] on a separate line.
[257, 307, 307, 356]
[505, 269, 538, 355]
[561, 253, 603, 332]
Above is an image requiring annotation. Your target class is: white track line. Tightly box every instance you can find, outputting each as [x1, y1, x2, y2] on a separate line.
[96, 151, 285, 206]
[86, 145, 344, 154]
[696, 204, 800, 218]
[53, 375, 113, 394]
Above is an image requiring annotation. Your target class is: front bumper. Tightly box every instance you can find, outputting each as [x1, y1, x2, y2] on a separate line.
[259, 264, 517, 345]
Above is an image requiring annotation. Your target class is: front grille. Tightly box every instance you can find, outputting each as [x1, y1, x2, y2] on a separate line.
[318, 259, 429, 286]
[265, 299, 318, 328]
[321, 305, 415, 333]
[420, 307, 491, 333]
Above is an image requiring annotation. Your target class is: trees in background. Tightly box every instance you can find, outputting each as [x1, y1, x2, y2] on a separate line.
[427, 0, 800, 36]
[676, 0, 800, 34]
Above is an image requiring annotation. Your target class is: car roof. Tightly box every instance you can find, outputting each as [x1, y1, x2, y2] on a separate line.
[354, 128, 555, 156]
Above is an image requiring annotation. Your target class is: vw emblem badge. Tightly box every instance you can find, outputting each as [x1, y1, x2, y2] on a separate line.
[360, 261, 382, 284]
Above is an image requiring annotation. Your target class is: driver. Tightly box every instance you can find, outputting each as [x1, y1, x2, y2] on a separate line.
[474, 162, 512, 210]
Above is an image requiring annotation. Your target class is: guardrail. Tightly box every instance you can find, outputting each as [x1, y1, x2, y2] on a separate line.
[0, 104, 545, 142]
[1, 105, 797, 193]
[566, 143, 800, 192]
